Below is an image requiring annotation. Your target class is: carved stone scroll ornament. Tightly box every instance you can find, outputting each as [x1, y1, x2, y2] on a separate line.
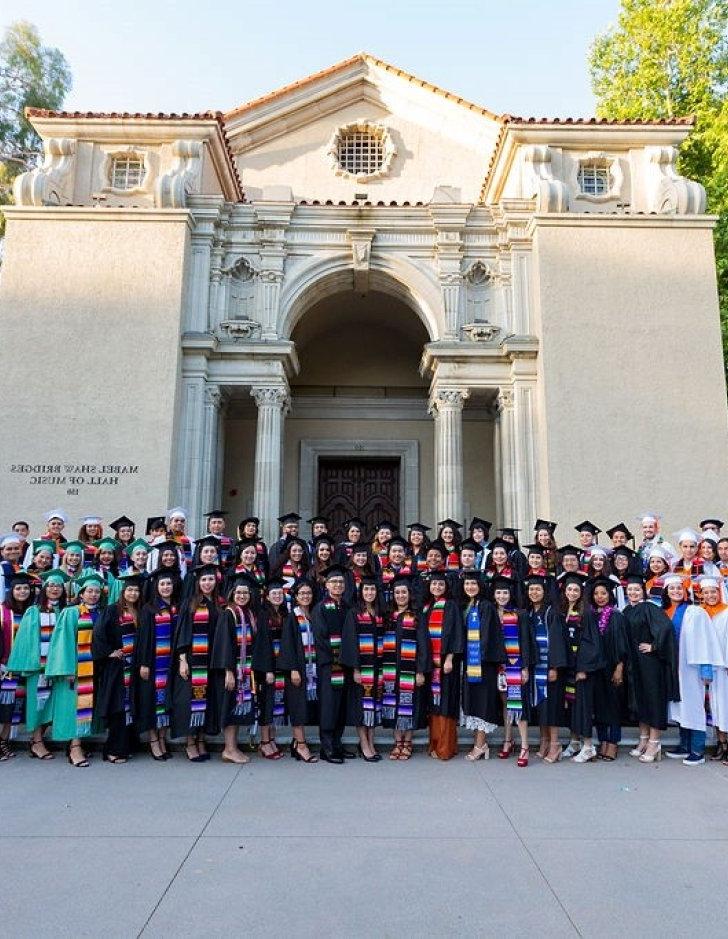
[523, 145, 568, 213]
[218, 319, 261, 341]
[155, 139, 203, 208]
[13, 137, 76, 206]
[646, 146, 707, 215]
[461, 322, 501, 343]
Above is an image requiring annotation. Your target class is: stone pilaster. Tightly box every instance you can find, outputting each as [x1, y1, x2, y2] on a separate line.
[496, 386, 516, 526]
[430, 387, 469, 523]
[251, 385, 291, 544]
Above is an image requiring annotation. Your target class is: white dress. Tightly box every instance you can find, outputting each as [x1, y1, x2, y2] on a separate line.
[707, 608, 728, 732]
[669, 605, 724, 731]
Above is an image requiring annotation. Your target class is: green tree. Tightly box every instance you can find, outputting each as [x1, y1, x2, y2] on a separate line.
[0, 20, 72, 232]
[589, 0, 728, 373]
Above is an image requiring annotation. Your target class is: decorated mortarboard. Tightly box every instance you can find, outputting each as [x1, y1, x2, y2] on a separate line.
[700, 518, 724, 530]
[109, 515, 135, 531]
[606, 522, 634, 541]
[93, 537, 122, 553]
[307, 515, 328, 526]
[321, 564, 348, 581]
[62, 540, 86, 555]
[699, 575, 721, 588]
[80, 515, 103, 526]
[277, 512, 301, 524]
[406, 522, 431, 533]
[166, 507, 187, 520]
[125, 538, 150, 556]
[662, 573, 686, 588]
[702, 530, 719, 544]
[469, 517, 492, 531]
[146, 516, 166, 534]
[575, 520, 601, 536]
[635, 511, 661, 523]
[43, 508, 68, 524]
[438, 519, 463, 530]
[647, 546, 669, 560]
[588, 546, 609, 557]
[558, 544, 581, 557]
[204, 509, 228, 519]
[32, 539, 56, 555]
[39, 569, 70, 585]
[534, 518, 557, 533]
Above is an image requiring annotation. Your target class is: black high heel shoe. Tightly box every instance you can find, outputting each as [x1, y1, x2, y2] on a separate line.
[357, 744, 378, 763]
[290, 739, 318, 763]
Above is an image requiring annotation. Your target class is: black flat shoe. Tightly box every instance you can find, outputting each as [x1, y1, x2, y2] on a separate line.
[320, 750, 344, 764]
[357, 744, 378, 763]
[338, 748, 356, 760]
[161, 750, 173, 760]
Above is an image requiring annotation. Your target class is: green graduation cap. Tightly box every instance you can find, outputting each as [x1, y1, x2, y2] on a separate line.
[124, 538, 150, 556]
[74, 570, 105, 590]
[93, 537, 122, 553]
[32, 539, 57, 556]
[39, 569, 71, 585]
[62, 540, 86, 556]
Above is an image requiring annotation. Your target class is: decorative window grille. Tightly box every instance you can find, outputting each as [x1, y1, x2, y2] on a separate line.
[337, 130, 385, 176]
[111, 155, 145, 190]
[577, 161, 610, 196]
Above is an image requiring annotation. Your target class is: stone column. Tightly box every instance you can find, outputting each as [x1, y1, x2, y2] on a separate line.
[496, 386, 517, 526]
[251, 386, 290, 545]
[430, 388, 469, 523]
[496, 383, 538, 534]
[197, 384, 222, 532]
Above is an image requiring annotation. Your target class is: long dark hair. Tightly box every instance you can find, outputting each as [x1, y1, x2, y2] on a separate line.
[191, 575, 220, 609]
[559, 588, 583, 616]
[4, 585, 33, 616]
[271, 539, 310, 578]
[355, 582, 386, 617]
[37, 583, 67, 612]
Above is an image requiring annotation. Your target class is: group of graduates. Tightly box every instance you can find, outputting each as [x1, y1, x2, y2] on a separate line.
[1, 506, 727, 769]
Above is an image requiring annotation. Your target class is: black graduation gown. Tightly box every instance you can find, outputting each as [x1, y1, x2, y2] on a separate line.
[592, 607, 629, 726]
[135, 600, 175, 733]
[461, 599, 505, 726]
[622, 601, 678, 729]
[209, 606, 258, 728]
[421, 598, 463, 720]
[279, 607, 319, 726]
[340, 607, 383, 727]
[251, 606, 287, 726]
[91, 604, 136, 723]
[167, 596, 221, 738]
[497, 609, 538, 723]
[529, 606, 568, 727]
[562, 607, 605, 737]
[380, 609, 432, 731]
[310, 599, 352, 737]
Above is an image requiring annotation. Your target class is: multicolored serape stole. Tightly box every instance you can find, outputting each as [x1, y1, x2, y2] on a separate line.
[83, 544, 98, 569]
[189, 606, 210, 728]
[533, 611, 549, 706]
[382, 613, 417, 730]
[426, 600, 445, 706]
[281, 561, 299, 606]
[233, 606, 254, 718]
[564, 610, 581, 703]
[270, 616, 286, 726]
[0, 610, 26, 736]
[34, 610, 56, 714]
[466, 603, 482, 683]
[119, 611, 136, 725]
[235, 564, 266, 587]
[75, 605, 96, 735]
[152, 604, 173, 727]
[217, 536, 233, 566]
[294, 606, 317, 701]
[356, 612, 381, 727]
[501, 609, 523, 719]
[325, 601, 345, 688]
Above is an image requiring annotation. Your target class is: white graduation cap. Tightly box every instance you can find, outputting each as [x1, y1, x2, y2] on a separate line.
[701, 530, 719, 544]
[80, 515, 103, 526]
[699, 576, 720, 589]
[589, 546, 608, 557]
[43, 508, 68, 524]
[648, 546, 668, 561]
[0, 533, 21, 547]
[673, 528, 700, 545]
[662, 573, 685, 587]
[635, 511, 661, 523]
[166, 507, 187, 520]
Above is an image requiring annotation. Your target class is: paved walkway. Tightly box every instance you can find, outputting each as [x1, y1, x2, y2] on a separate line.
[3, 739, 728, 937]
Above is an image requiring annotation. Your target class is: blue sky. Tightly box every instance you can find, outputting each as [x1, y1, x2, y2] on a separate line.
[4, 0, 621, 117]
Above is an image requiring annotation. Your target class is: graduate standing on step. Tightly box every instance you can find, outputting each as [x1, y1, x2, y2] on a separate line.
[525, 574, 567, 764]
[589, 578, 628, 761]
[311, 565, 353, 764]
[0, 572, 34, 758]
[92, 573, 144, 763]
[421, 570, 463, 760]
[251, 578, 289, 760]
[168, 564, 221, 762]
[136, 571, 177, 760]
[699, 577, 728, 760]
[268, 512, 302, 570]
[280, 579, 319, 763]
[204, 510, 234, 569]
[341, 577, 384, 761]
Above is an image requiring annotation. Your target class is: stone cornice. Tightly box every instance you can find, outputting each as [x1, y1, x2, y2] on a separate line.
[1, 205, 194, 226]
[526, 213, 718, 235]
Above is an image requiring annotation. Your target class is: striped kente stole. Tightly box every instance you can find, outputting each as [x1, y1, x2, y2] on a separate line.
[532, 610, 549, 706]
[501, 609, 523, 717]
[281, 561, 300, 605]
[233, 606, 254, 717]
[356, 611, 381, 727]
[564, 610, 581, 703]
[325, 601, 345, 688]
[381, 564, 412, 586]
[0, 609, 26, 736]
[382, 612, 417, 730]
[35, 609, 57, 713]
[75, 605, 96, 734]
[269, 612, 286, 724]
[189, 606, 210, 728]
[466, 603, 482, 683]
[175, 535, 193, 565]
[119, 611, 136, 726]
[294, 606, 317, 701]
[426, 599, 446, 706]
[153, 604, 173, 727]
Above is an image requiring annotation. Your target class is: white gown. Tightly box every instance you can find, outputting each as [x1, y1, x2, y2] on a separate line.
[669, 605, 724, 732]
[707, 608, 728, 732]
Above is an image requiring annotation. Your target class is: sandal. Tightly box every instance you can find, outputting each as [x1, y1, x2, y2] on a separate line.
[389, 741, 403, 760]
[465, 743, 489, 762]
[259, 740, 283, 761]
[29, 742, 54, 760]
[0, 738, 14, 761]
[399, 741, 413, 761]
[103, 754, 128, 764]
[67, 743, 90, 768]
[498, 739, 514, 760]
[517, 746, 529, 767]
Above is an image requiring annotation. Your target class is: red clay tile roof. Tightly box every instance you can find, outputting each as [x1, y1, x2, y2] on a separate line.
[25, 108, 244, 201]
[501, 114, 695, 125]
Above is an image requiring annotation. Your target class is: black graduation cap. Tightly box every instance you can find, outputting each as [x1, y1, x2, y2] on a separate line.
[235, 537, 259, 550]
[374, 520, 395, 531]
[498, 527, 521, 538]
[612, 545, 636, 559]
[149, 566, 180, 582]
[228, 571, 260, 592]
[407, 522, 431, 533]
[345, 517, 366, 531]
[194, 535, 221, 551]
[459, 539, 479, 552]
[312, 534, 335, 547]
[427, 539, 447, 555]
[438, 519, 463, 530]
[534, 518, 557, 534]
[109, 515, 135, 532]
[558, 544, 581, 557]
[606, 522, 634, 541]
[589, 576, 616, 596]
[575, 520, 601, 536]
[307, 515, 328, 526]
[626, 574, 645, 586]
[116, 572, 146, 589]
[428, 569, 449, 583]
[151, 539, 182, 555]
[461, 569, 483, 580]
[192, 562, 220, 577]
[523, 542, 546, 556]
[277, 512, 301, 525]
[469, 517, 492, 532]
[204, 509, 228, 519]
[8, 570, 34, 587]
[239, 516, 260, 527]
[700, 518, 724, 530]
[491, 574, 516, 591]
[561, 572, 588, 588]
[524, 574, 548, 588]
[357, 574, 379, 589]
[487, 537, 511, 552]
[391, 572, 414, 588]
[387, 536, 409, 551]
[266, 576, 287, 590]
[146, 516, 166, 534]
[321, 564, 348, 581]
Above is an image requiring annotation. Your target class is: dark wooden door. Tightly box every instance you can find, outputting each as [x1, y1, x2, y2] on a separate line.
[318, 458, 400, 538]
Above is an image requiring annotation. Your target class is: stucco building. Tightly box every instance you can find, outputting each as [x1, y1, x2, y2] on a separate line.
[1, 53, 726, 542]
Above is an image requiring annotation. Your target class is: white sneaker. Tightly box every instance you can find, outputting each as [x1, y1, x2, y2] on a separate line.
[573, 745, 597, 763]
[562, 741, 580, 758]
